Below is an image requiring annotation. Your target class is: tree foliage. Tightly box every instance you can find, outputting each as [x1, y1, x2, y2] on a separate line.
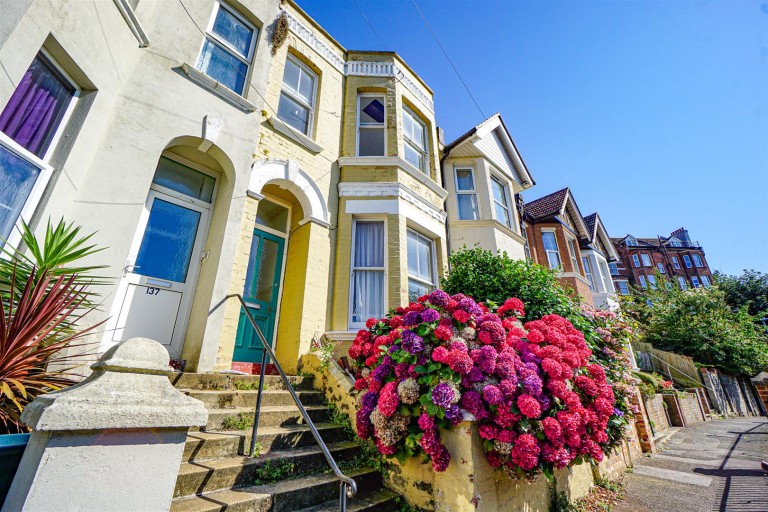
[714, 269, 768, 318]
[621, 280, 768, 377]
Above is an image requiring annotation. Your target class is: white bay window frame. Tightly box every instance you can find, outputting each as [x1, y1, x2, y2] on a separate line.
[454, 167, 479, 220]
[582, 256, 596, 291]
[490, 175, 513, 229]
[541, 230, 562, 270]
[406, 228, 437, 302]
[402, 106, 428, 174]
[566, 236, 580, 275]
[640, 253, 652, 267]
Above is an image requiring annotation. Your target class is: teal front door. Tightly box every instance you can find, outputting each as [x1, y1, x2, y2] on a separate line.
[233, 228, 285, 363]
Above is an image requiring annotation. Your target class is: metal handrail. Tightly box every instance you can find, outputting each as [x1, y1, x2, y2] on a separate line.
[225, 294, 357, 509]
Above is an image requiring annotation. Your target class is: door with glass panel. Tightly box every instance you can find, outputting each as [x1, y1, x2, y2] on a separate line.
[108, 157, 214, 358]
[234, 229, 285, 363]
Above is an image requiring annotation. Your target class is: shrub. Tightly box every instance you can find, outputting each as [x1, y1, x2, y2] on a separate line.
[349, 290, 618, 480]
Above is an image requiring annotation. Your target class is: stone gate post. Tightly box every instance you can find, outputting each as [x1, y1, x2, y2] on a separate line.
[2, 337, 208, 512]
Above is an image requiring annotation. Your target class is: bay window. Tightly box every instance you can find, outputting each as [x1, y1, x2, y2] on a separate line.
[0, 51, 78, 243]
[522, 226, 531, 260]
[647, 274, 657, 289]
[683, 255, 693, 268]
[195, 0, 257, 95]
[454, 168, 478, 220]
[403, 107, 428, 173]
[657, 263, 665, 274]
[700, 275, 711, 288]
[678, 276, 687, 289]
[407, 229, 436, 302]
[691, 275, 700, 288]
[632, 254, 640, 267]
[357, 95, 385, 156]
[350, 220, 385, 327]
[566, 237, 580, 274]
[582, 256, 596, 291]
[639, 275, 647, 289]
[609, 262, 619, 275]
[599, 260, 613, 293]
[617, 280, 630, 295]
[277, 55, 317, 136]
[490, 176, 512, 228]
[692, 254, 704, 267]
[672, 256, 680, 269]
[542, 231, 561, 269]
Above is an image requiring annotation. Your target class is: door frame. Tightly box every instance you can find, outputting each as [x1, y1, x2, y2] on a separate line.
[100, 153, 218, 356]
[237, 196, 291, 355]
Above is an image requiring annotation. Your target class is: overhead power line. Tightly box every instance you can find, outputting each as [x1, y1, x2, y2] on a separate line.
[409, 0, 486, 119]
[353, 0, 389, 51]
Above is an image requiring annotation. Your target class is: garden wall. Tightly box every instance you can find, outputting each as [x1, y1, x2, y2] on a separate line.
[699, 367, 763, 417]
[662, 393, 704, 427]
[633, 342, 702, 387]
[643, 394, 670, 437]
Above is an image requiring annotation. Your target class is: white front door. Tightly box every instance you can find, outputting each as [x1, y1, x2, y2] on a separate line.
[104, 156, 215, 358]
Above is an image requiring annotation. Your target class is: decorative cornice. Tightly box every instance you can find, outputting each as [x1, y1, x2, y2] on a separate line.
[337, 156, 448, 200]
[338, 182, 447, 224]
[283, 10, 434, 114]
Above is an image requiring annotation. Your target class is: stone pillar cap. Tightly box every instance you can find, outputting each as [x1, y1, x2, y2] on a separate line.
[21, 338, 208, 431]
[751, 372, 768, 385]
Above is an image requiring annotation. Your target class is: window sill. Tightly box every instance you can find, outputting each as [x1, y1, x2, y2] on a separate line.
[180, 63, 257, 112]
[337, 156, 448, 199]
[267, 115, 323, 154]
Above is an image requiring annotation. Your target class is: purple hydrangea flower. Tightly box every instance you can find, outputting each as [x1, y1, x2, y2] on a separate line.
[403, 311, 422, 326]
[445, 405, 463, 425]
[458, 297, 482, 315]
[522, 375, 543, 396]
[401, 330, 425, 354]
[421, 308, 440, 323]
[431, 382, 456, 408]
[428, 289, 450, 307]
[482, 384, 504, 405]
[613, 408, 624, 417]
[371, 364, 390, 382]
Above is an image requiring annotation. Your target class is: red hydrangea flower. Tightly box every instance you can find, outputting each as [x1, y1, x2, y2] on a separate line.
[517, 394, 542, 419]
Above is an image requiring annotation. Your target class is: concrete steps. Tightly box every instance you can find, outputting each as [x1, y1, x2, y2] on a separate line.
[170, 372, 398, 512]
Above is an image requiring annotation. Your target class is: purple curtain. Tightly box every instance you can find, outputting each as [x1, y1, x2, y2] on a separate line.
[0, 55, 75, 158]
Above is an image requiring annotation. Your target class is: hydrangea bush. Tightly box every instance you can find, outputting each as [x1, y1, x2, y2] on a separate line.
[350, 290, 618, 479]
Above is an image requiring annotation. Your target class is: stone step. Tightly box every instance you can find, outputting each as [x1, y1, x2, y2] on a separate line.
[183, 389, 325, 409]
[183, 423, 351, 461]
[201, 405, 331, 431]
[168, 372, 314, 391]
[174, 441, 361, 498]
[170, 468, 382, 512]
[296, 489, 400, 512]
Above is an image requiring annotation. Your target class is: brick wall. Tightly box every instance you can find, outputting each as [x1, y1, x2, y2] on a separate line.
[629, 388, 656, 453]
[643, 394, 670, 437]
[613, 242, 713, 290]
[662, 393, 704, 426]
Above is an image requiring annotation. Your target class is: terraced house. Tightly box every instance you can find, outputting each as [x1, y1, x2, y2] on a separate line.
[0, 0, 446, 378]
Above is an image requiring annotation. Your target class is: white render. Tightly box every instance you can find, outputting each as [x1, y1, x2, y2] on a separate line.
[3, 338, 208, 512]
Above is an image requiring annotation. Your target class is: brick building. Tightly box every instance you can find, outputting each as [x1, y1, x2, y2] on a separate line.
[520, 188, 595, 306]
[611, 228, 713, 294]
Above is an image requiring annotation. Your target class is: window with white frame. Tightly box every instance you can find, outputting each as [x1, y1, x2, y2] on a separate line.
[0, 51, 78, 243]
[403, 107, 428, 173]
[599, 260, 613, 293]
[632, 254, 641, 267]
[277, 55, 316, 136]
[566, 237, 580, 274]
[407, 229, 436, 302]
[617, 280, 630, 295]
[647, 274, 657, 289]
[671, 256, 680, 269]
[691, 275, 700, 288]
[542, 231, 562, 269]
[692, 254, 704, 267]
[678, 276, 687, 289]
[454, 168, 478, 220]
[626, 237, 638, 246]
[357, 95, 385, 156]
[350, 220, 385, 327]
[195, 0, 257, 95]
[657, 262, 666, 274]
[641, 253, 652, 267]
[582, 256, 596, 291]
[700, 275, 711, 288]
[522, 226, 531, 260]
[639, 275, 647, 289]
[490, 176, 512, 228]
[683, 255, 693, 268]
[609, 262, 619, 275]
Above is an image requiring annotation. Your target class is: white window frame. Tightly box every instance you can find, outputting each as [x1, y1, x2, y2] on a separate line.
[678, 276, 687, 289]
[626, 237, 639, 246]
[278, 54, 317, 137]
[406, 228, 437, 301]
[541, 229, 562, 270]
[356, 93, 387, 157]
[348, 218, 387, 329]
[671, 256, 680, 269]
[683, 255, 693, 268]
[691, 276, 700, 288]
[582, 256, 596, 291]
[454, 167, 479, 220]
[598, 260, 614, 293]
[632, 254, 641, 268]
[641, 253, 652, 267]
[0, 49, 80, 250]
[195, 0, 257, 96]
[639, 275, 647, 289]
[669, 238, 682, 247]
[692, 254, 704, 267]
[402, 106, 428, 174]
[522, 225, 531, 260]
[647, 274, 657, 289]
[490, 174, 513, 228]
[566, 236, 580, 275]
[700, 275, 711, 288]
[609, 262, 619, 276]
[617, 280, 630, 295]
[657, 262, 666, 274]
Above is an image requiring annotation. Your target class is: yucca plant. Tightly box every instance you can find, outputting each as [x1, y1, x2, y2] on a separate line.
[0, 266, 102, 433]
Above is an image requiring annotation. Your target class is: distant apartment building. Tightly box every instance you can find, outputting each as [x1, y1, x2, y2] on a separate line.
[611, 228, 713, 294]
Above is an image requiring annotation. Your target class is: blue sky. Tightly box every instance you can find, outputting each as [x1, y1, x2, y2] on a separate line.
[300, 0, 768, 275]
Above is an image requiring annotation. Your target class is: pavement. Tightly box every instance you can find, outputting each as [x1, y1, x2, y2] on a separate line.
[615, 417, 768, 512]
